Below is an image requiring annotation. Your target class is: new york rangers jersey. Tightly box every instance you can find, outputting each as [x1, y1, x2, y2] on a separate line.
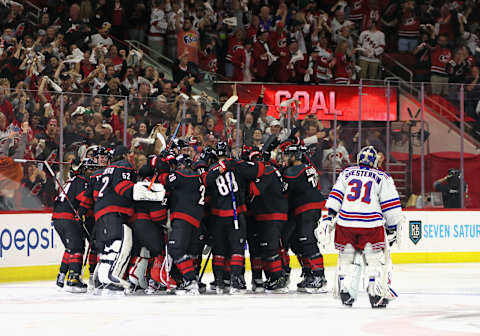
[325, 165, 402, 228]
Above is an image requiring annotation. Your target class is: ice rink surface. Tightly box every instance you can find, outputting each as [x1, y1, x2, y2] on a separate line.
[1, 263, 480, 336]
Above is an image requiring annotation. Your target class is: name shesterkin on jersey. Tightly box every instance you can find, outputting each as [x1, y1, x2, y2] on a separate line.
[343, 167, 384, 184]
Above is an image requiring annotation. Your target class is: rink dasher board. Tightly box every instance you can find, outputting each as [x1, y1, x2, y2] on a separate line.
[0, 211, 479, 282]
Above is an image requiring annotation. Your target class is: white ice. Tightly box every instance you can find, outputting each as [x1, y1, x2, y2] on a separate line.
[1, 263, 480, 336]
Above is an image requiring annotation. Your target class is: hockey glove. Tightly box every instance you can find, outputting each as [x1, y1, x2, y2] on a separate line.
[385, 225, 398, 247]
[315, 215, 335, 250]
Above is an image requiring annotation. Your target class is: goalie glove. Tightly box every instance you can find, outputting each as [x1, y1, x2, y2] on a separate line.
[385, 225, 399, 247]
[133, 182, 165, 201]
[315, 215, 335, 250]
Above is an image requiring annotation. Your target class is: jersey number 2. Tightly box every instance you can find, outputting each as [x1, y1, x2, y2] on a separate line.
[346, 179, 372, 204]
[98, 176, 109, 198]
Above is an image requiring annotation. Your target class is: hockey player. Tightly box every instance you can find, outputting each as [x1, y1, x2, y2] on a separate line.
[282, 144, 327, 293]
[77, 147, 111, 288]
[204, 142, 265, 294]
[128, 155, 169, 294]
[52, 159, 90, 293]
[159, 154, 205, 295]
[92, 145, 162, 292]
[247, 146, 289, 293]
[316, 146, 402, 308]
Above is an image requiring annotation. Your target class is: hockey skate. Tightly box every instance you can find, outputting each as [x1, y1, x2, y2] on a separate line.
[56, 272, 66, 289]
[264, 276, 288, 294]
[101, 283, 125, 296]
[340, 291, 355, 306]
[175, 280, 200, 296]
[198, 281, 207, 294]
[369, 295, 389, 309]
[210, 278, 230, 294]
[229, 274, 247, 295]
[251, 279, 265, 293]
[303, 274, 328, 294]
[296, 269, 311, 293]
[65, 272, 87, 293]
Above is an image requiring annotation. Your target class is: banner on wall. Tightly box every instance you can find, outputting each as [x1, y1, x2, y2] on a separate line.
[215, 83, 398, 121]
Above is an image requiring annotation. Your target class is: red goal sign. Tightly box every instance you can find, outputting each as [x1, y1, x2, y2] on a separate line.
[228, 83, 397, 121]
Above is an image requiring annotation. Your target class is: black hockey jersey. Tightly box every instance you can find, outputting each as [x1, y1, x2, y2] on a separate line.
[93, 160, 137, 221]
[250, 164, 288, 222]
[52, 175, 89, 220]
[77, 168, 104, 217]
[283, 164, 324, 216]
[205, 159, 264, 218]
[160, 169, 205, 228]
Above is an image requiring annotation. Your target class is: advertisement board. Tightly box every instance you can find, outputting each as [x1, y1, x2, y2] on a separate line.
[0, 211, 479, 282]
[216, 83, 398, 121]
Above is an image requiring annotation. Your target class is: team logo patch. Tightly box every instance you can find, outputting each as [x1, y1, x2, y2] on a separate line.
[409, 220, 422, 244]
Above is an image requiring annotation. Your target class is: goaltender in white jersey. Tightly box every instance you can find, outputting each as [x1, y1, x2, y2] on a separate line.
[316, 145, 404, 308]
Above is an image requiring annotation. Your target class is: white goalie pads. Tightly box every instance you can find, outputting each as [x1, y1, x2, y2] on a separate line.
[128, 247, 150, 289]
[98, 224, 132, 289]
[133, 181, 166, 202]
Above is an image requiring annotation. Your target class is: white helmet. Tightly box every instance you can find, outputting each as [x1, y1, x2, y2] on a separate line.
[357, 146, 379, 168]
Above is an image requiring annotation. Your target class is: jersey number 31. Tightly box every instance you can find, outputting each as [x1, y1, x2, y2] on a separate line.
[346, 179, 372, 204]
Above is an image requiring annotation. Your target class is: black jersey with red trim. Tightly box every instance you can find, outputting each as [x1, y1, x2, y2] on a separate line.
[77, 168, 104, 217]
[205, 159, 264, 218]
[283, 164, 324, 216]
[52, 175, 89, 220]
[93, 160, 137, 221]
[160, 169, 205, 228]
[250, 164, 288, 222]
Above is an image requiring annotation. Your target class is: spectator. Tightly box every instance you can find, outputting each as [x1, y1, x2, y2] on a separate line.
[430, 34, 452, 96]
[397, 0, 419, 53]
[356, 20, 385, 80]
[251, 28, 271, 82]
[149, 0, 168, 57]
[176, 15, 199, 64]
[333, 40, 352, 84]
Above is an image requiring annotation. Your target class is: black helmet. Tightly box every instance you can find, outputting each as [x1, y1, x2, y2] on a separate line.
[215, 141, 229, 158]
[176, 154, 193, 169]
[284, 144, 306, 161]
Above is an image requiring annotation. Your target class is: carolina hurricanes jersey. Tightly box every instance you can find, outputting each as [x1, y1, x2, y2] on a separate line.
[161, 169, 205, 228]
[93, 160, 137, 221]
[205, 159, 264, 218]
[283, 164, 324, 216]
[250, 164, 288, 222]
[52, 175, 89, 220]
[325, 165, 402, 229]
[358, 30, 385, 62]
[313, 47, 333, 81]
[430, 45, 451, 75]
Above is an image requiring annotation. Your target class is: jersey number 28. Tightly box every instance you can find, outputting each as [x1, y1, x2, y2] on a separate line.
[346, 179, 372, 204]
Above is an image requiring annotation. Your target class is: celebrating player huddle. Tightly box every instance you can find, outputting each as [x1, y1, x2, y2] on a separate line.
[51, 138, 403, 308]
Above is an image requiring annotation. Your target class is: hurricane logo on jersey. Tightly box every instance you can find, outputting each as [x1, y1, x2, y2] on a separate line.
[409, 220, 422, 244]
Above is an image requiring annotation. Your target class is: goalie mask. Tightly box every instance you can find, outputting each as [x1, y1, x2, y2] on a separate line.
[357, 146, 379, 169]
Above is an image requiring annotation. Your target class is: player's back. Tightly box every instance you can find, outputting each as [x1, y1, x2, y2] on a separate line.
[327, 165, 401, 228]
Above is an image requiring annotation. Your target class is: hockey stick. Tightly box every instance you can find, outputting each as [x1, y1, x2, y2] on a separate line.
[226, 170, 239, 230]
[14, 158, 70, 165]
[148, 120, 183, 191]
[198, 250, 212, 283]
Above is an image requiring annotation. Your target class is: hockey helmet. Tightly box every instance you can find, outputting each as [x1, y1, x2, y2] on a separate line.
[215, 141, 230, 158]
[176, 154, 193, 169]
[284, 144, 306, 162]
[357, 145, 379, 168]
